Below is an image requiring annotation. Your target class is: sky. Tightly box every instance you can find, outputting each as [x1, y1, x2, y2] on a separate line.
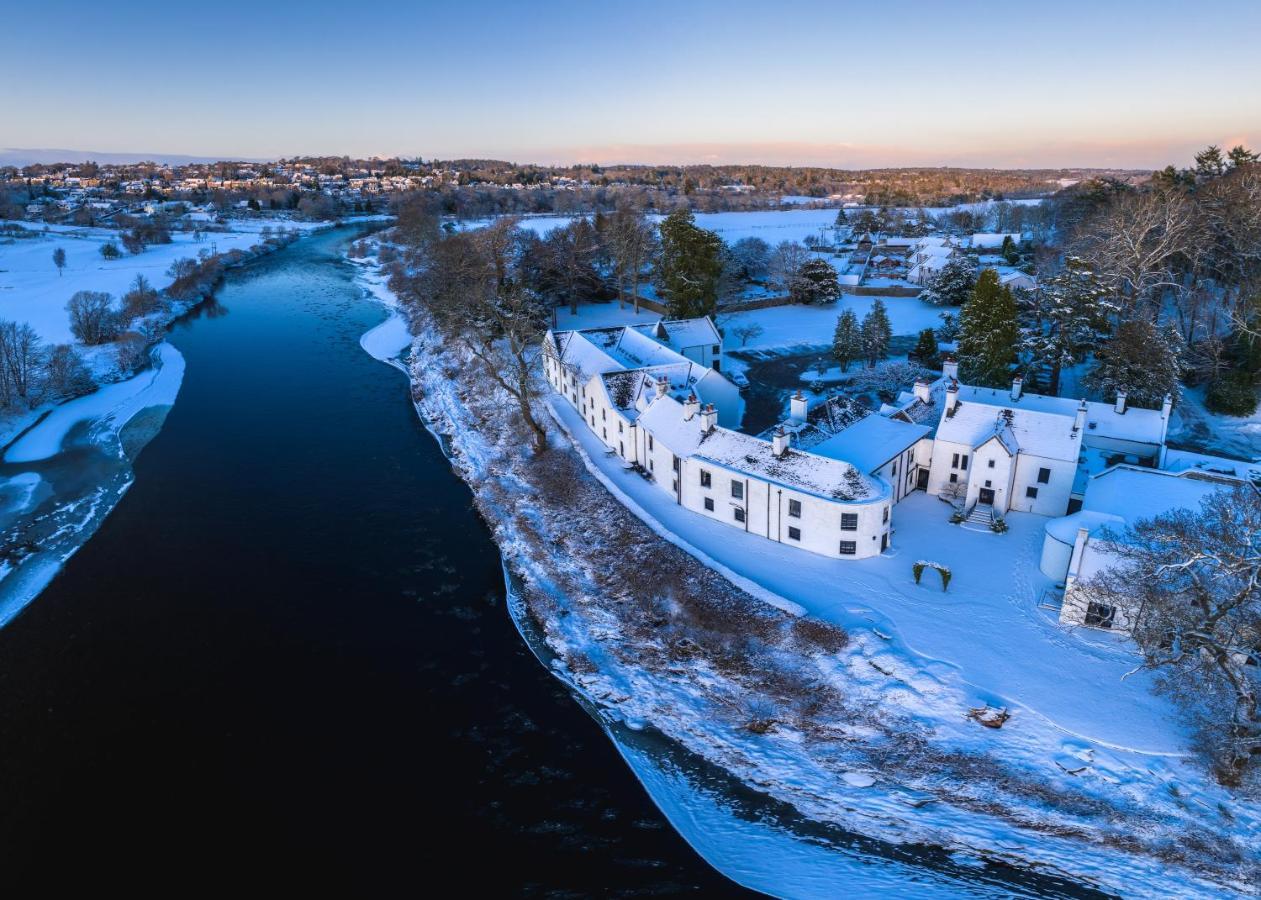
[3, 0, 1259, 170]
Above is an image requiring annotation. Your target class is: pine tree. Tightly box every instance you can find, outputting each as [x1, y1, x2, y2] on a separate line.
[834, 208, 848, 226]
[1085, 317, 1183, 409]
[790, 258, 841, 304]
[656, 209, 723, 319]
[1000, 235, 1019, 265]
[832, 308, 862, 372]
[1020, 257, 1113, 395]
[860, 299, 892, 367]
[957, 269, 1018, 387]
[1227, 145, 1260, 169]
[921, 256, 975, 306]
[1195, 145, 1227, 179]
[912, 328, 939, 367]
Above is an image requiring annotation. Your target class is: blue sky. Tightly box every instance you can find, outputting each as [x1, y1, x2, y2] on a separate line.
[3, 0, 1258, 168]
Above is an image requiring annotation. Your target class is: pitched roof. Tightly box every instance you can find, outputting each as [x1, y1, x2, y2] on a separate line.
[811, 413, 930, 473]
[937, 399, 1082, 462]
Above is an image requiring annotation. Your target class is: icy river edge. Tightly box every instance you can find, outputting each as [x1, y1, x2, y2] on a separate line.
[351, 256, 1257, 899]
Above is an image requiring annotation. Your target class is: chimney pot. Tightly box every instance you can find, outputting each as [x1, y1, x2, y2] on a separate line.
[772, 427, 790, 457]
[789, 390, 809, 424]
[941, 356, 959, 381]
[1011, 375, 1023, 401]
[683, 393, 699, 420]
[1114, 390, 1127, 415]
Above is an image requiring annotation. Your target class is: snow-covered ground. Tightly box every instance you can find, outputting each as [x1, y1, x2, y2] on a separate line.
[460, 200, 1044, 248]
[555, 296, 943, 356]
[0, 219, 323, 344]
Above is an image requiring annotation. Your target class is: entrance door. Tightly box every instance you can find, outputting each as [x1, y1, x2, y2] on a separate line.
[915, 468, 929, 491]
[880, 533, 888, 552]
[978, 487, 995, 505]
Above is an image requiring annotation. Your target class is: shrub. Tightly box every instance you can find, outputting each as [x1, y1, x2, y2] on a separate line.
[99, 241, 122, 260]
[1205, 371, 1259, 416]
[990, 517, 1009, 534]
[66, 290, 121, 345]
[912, 561, 926, 583]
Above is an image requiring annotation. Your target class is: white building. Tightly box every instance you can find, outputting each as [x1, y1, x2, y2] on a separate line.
[923, 360, 1173, 518]
[544, 318, 893, 559]
[1040, 466, 1237, 632]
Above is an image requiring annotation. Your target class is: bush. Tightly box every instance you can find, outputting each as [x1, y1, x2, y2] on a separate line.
[99, 241, 122, 260]
[66, 290, 121, 345]
[1205, 371, 1259, 416]
[990, 516, 1009, 534]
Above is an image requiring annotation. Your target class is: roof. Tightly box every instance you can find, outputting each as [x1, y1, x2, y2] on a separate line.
[1082, 465, 1235, 526]
[628, 317, 720, 353]
[971, 232, 1021, 248]
[811, 413, 930, 473]
[640, 397, 887, 503]
[955, 384, 1166, 446]
[936, 398, 1083, 462]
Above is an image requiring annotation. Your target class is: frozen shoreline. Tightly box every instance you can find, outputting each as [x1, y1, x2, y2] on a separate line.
[351, 254, 1258, 900]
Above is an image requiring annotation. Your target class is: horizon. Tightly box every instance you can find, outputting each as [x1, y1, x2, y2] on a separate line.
[3, 0, 1257, 170]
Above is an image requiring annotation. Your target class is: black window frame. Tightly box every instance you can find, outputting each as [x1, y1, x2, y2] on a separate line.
[840, 512, 858, 531]
[787, 526, 802, 541]
[787, 499, 802, 518]
[839, 540, 857, 555]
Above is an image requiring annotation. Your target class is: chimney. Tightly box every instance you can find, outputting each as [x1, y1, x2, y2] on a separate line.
[655, 377, 668, 398]
[1161, 393, 1173, 419]
[789, 390, 808, 423]
[913, 379, 931, 403]
[945, 380, 958, 414]
[683, 392, 700, 421]
[772, 426, 789, 457]
[700, 403, 717, 434]
[1114, 390, 1127, 415]
[941, 356, 958, 381]
[1011, 375, 1023, 402]
[1074, 399, 1087, 432]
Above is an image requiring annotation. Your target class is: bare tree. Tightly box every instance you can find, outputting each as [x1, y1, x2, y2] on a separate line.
[66, 290, 120, 345]
[0, 319, 41, 407]
[768, 241, 808, 295]
[1090, 486, 1261, 785]
[607, 205, 657, 313]
[52, 246, 66, 276]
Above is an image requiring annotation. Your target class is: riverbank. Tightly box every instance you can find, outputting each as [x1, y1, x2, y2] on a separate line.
[353, 252, 1258, 899]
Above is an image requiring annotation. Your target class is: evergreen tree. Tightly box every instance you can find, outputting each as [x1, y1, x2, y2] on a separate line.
[860, 299, 892, 367]
[1020, 258, 1113, 395]
[1195, 145, 1227, 179]
[833, 208, 848, 226]
[832, 308, 862, 372]
[790, 258, 841, 304]
[52, 246, 66, 276]
[656, 208, 723, 319]
[957, 269, 1018, 387]
[1085, 317, 1183, 409]
[1000, 234, 1019, 265]
[912, 328, 939, 368]
[921, 256, 975, 306]
[1227, 145, 1260, 169]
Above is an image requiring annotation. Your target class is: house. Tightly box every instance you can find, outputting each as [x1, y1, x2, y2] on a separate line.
[1041, 466, 1239, 632]
[923, 359, 1173, 517]
[544, 318, 893, 559]
[811, 412, 931, 505]
[998, 271, 1037, 292]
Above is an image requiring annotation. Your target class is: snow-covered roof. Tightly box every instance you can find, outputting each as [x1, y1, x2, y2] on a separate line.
[628, 317, 720, 354]
[1045, 509, 1125, 545]
[640, 397, 886, 503]
[1162, 448, 1261, 483]
[937, 398, 1082, 462]
[954, 384, 1166, 447]
[811, 413, 930, 473]
[1082, 465, 1235, 526]
[971, 232, 1021, 249]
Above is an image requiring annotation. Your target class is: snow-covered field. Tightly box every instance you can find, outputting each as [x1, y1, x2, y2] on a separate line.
[0, 220, 322, 344]
[462, 199, 1044, 248]
[556, 296, 944, 355]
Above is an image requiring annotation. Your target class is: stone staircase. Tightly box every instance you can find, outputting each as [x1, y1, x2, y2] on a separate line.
[960, 503, 994, 532]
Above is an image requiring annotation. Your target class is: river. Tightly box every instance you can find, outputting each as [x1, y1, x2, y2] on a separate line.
[0, 227, 745, 893]
[0, 227, 1110, 897]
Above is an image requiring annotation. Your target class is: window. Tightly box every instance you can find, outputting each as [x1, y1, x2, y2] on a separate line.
[712, 360, 721, 372]
[949, 473, 958, 483]
[840, 513, 858, 531]
[601, 409, 606, 421]
[734, 507, 745, 523]
[839, 540, 857, 555]
[648, 435, 654, 451]
[618, 421, 623, 433]
[700, 470, 712, 488]
[602, 428, 607, 439]
[590, 416, 595, 427]
[672, 456, 679, 472]
[882, 507, 889, 523]
[891, 462, 897, 476]
[951, 452, 959, 468]
[619, 442, 624, 457]
[787, 526, 801, 541]
[788, 499, 802, 518]
[704, 497, 715, 511]
[1026, 486, 1039, 499]
[987, 459, 995, 468]
[960, 454, 969, 470]
[712, 344, 720, 353]
[1084, 602, 1115, 629]
[731, 481, 744, 500]
[984, 479, 991, 487]
[1038, 467, 1051, 484]
[649, 460, 654, 471]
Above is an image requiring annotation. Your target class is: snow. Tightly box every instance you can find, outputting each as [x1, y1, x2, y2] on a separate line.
[554, 394, 1187, 754]
[811, 414, 929, 474]
[0, 219, 321, 344]
[720, 297, 942, 354]
[936, 400, 1082, 462]
[4, 342, 185, 463]
[1081, 465, 1230, 524]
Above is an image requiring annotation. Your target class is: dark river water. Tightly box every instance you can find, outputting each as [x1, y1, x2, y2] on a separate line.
[0, 227, 1115, 898]
[0, 228, 746, 894]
